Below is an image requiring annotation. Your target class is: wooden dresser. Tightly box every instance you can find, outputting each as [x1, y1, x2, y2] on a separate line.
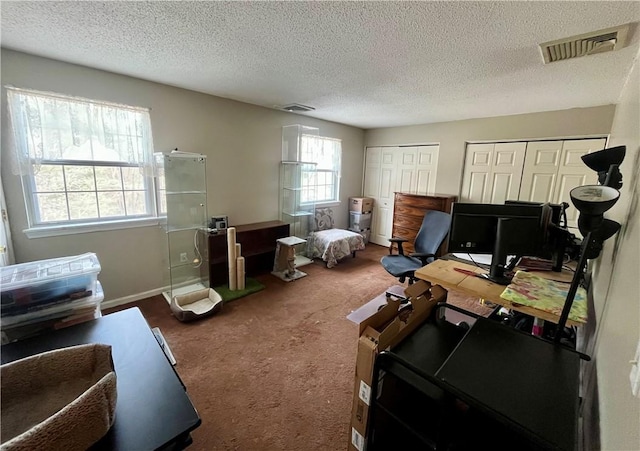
[391, 193, 457, 256]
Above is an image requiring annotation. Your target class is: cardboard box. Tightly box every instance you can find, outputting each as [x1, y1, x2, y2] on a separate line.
[347, 281, 447, 451]
[349, 212, 372, 232]
[349, 197, 373, 213]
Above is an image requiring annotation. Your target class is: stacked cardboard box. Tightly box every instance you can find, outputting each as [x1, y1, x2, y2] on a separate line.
[349, 197, 373, 243]
[347, 280, 447, 450]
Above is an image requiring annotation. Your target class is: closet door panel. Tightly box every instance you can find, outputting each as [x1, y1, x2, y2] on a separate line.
[527, 174, 556, 203]
[520, 141, 563, 203]
[415, 145, 439, 195]
[490, 173, 517, 204]
[556, 173, 591, 227]
[491, 142, 526, 202]
[464, 173, 489, 203]
[371, 147, 398, 246]
[396, 147, 417, 193]
[460, 144, 493, 202]
[363, 147, 381, 199]
[554, 139, 605, 228]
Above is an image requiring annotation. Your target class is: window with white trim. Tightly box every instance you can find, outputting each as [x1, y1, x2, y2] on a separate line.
[7, 88, 158, 229]
[299, 135, 341, 204]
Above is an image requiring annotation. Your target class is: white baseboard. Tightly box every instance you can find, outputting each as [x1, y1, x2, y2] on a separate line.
[101, 285, 169, 311]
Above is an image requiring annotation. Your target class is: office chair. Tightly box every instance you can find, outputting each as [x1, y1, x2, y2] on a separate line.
[381, 210, 451, 284]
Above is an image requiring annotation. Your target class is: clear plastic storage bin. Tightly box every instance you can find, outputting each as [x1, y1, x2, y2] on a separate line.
[349, 212, 372, 232]
[1, 253, 101, 317]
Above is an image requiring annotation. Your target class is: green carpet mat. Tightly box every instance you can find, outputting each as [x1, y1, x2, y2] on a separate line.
[213, 277, 265, 303]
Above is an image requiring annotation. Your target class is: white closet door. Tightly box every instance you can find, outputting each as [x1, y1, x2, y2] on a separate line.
[520, 141, 563, 203]
[490, 142, 526, 203]
[555, 138, 605, 228]
[363, 147, 381, 199]
[396, 147, 418, 193]
[461, 142, 525, 203]
[370, 147, 398, 246]
[365, 144, 440, 246]
[460, 143, 493, 203]
[414, 145, 439, 195]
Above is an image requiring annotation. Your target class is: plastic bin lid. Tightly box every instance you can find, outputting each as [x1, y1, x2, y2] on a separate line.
[0, 253, 101, 291]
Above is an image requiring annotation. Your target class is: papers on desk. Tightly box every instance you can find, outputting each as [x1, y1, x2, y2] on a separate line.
[500, 271, 587, 323]
[452, 253, 516, 266]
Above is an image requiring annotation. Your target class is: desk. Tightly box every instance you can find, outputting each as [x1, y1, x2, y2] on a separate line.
[414, 259, 580, 326]
[368, 311, 581, 450]
[1, 308, 201, 450]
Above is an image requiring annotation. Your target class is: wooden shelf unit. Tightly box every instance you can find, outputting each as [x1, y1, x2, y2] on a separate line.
[208, 221, 290, 286]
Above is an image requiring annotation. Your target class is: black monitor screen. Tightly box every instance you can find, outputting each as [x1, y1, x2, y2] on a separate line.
[448, 203, 550, 284]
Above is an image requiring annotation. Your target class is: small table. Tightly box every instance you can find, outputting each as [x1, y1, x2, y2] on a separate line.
[414, 259, 581, 326]
[272, 236, 308, 281]
[1, 308, 201, 450]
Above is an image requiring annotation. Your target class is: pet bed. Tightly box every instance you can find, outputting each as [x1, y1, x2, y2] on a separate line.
[170, 288, 223, 322]
[308, 208, 365, 268]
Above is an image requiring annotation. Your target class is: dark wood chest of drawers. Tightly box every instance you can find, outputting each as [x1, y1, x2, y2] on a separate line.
[391, 193, 457, 255]
[208, 221, 289, 286]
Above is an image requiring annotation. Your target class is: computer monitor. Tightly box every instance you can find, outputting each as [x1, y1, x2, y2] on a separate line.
[505, 200, 569, 272]
[448, 202, 552, 284]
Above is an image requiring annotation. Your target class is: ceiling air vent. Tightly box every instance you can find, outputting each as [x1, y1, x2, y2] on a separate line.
[277, 103, 315, 113]
[539, 24, 630, 64]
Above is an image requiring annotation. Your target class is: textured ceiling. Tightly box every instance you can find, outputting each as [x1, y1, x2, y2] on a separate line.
[1, 1, 639, 129]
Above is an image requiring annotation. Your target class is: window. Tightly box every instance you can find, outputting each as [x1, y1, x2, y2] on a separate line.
[7, 88, 158, 234]
[299, 135, 342, 204]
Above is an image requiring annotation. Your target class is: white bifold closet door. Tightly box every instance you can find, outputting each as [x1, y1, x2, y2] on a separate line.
[519, 138, 605, 228]
[461, 138, 606, 230]
[364, 145, 439, 246]
[460, 142, 526, 204]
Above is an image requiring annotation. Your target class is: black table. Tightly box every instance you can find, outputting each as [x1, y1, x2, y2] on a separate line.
[1, 307, 201, 450]
[437, 317, 580, 450]
[369, 309, 582, 450]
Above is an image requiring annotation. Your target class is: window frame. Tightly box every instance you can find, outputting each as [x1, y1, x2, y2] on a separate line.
[299, 135, 342, 206]
[8, 88, 161, 237]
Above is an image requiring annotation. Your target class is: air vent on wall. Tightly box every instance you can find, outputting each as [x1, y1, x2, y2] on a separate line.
[539, 24, 630, 64]
[277, 103, 315, 112]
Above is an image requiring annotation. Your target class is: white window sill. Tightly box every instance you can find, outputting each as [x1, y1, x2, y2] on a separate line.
[316, 200, 341, 208]
[24, 217, 164, 239]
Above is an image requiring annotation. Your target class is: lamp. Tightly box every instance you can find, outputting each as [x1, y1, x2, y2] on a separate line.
[570, 185, 620, 233]
[554, 184, 621, 342]
[581, 145, 626, 189]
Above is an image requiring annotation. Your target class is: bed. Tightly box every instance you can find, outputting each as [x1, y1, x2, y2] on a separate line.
[308, 208, 366, 268]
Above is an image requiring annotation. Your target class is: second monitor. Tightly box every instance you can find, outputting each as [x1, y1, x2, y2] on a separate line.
[448, 202, 552, 284]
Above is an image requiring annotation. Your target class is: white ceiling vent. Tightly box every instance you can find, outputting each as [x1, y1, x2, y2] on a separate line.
[539, 24, 631, 64]
[277, 103, 315, 113]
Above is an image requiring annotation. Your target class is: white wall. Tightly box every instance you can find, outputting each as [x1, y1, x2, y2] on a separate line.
[592, 50, 640, 450]
[364, 106, 615, 196]
[0, 49, 365, 301]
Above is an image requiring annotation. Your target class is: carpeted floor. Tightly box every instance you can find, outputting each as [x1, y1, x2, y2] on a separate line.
[105, 244, 491, 450]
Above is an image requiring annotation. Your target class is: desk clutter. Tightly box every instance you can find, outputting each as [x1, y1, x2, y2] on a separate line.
[347, 281, 584, 451]
[500, 270, 587, 323]
[0, 253, 104, 344]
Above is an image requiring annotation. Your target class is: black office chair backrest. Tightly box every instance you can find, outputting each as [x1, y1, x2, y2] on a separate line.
[414, 210, 452, 256]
